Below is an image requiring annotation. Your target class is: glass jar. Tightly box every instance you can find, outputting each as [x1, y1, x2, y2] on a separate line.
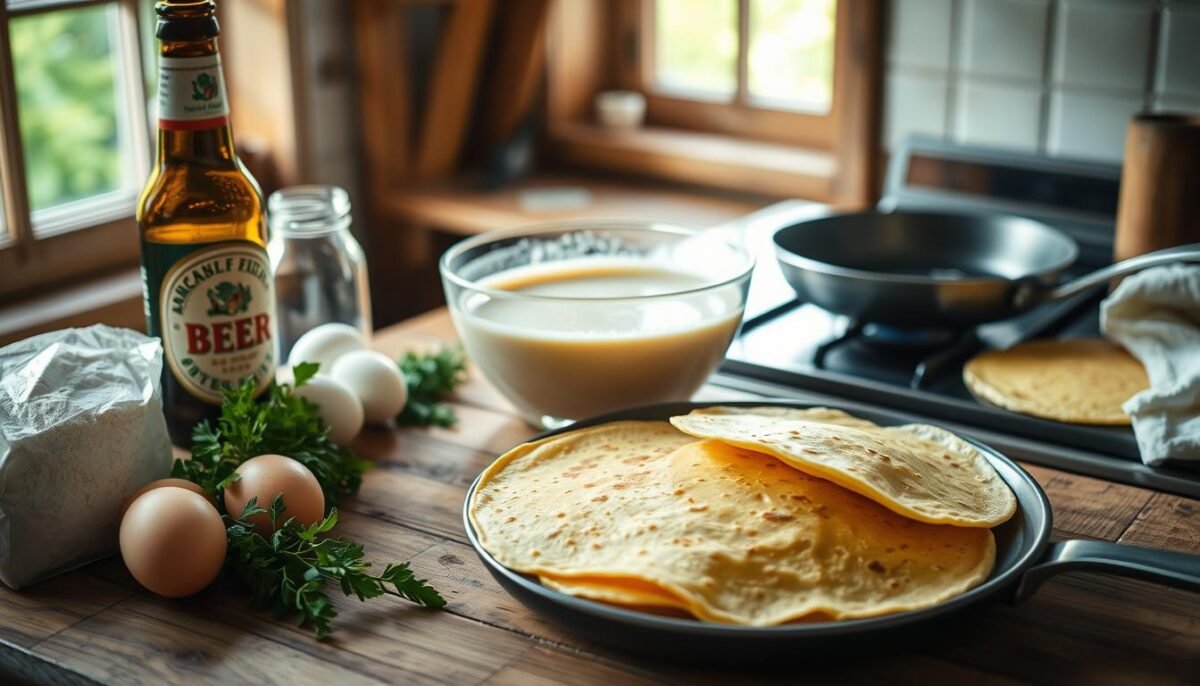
[267, 185, 372, 362]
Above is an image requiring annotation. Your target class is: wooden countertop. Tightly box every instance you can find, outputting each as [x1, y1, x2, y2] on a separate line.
[2, 309, 1198, 685]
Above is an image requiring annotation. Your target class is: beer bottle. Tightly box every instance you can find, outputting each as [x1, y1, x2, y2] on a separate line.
[137, 0, 276, 445]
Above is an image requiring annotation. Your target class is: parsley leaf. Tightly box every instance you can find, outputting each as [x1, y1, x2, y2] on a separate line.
[292, 361, 320, 388]
[173, 375, 371, 507]
[223, 495, 445, 639]
[396, 346, 468, 427]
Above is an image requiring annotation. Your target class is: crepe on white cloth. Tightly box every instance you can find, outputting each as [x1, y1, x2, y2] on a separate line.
[1101, 265, 1200, 465]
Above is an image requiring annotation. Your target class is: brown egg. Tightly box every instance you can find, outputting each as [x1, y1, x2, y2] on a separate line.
[119, 487, 227, 598]
[122, 478, 210, 516]
[222, 454, 325, 532]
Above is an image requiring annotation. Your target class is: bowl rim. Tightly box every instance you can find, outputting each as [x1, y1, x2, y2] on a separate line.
[438, 218, 755, 303]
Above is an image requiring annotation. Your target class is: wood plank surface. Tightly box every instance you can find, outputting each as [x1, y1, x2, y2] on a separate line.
[1120, 493, 1200, 554]
[0, 308, 1197, 685]
[378, 172, 767, 237]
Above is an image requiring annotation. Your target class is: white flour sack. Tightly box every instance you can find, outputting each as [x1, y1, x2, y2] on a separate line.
[0, 325, 173, 589]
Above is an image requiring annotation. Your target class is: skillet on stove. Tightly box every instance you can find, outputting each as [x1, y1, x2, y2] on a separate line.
[772, 210, 1200, 328]
[463, 401, 1200, 662]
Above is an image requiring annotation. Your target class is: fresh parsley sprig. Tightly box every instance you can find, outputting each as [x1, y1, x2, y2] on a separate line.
[174, 362, 371, 506]
[224, 496, 446, 639]
[396, 346, 468, 427]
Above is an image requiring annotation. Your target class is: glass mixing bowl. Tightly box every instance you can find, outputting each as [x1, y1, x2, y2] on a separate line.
[439, 220, 754, 428]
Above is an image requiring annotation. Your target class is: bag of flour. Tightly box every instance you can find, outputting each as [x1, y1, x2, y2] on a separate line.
[0, 324, 173, 589]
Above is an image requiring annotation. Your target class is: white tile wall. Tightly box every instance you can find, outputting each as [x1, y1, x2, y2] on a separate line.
[883, 0, 1197, 163]
[887, 0, 955, 70]
[1047, 90, 1143, 161]
[959, 0, 1049, 81]
[1157, 6, 1200, 97]
[1053, 0, 1154, 92]
[956, 82, 1043, 151]
[884, 72, 950, 149]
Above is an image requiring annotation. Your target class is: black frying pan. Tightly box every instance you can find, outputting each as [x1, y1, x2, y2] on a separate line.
[463, 401, 1200, 662]
[772, 211, 1200, 328]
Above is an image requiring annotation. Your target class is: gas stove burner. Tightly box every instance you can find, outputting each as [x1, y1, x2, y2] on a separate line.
[859, 322, 962, 348]
[810, 318, 982, 389]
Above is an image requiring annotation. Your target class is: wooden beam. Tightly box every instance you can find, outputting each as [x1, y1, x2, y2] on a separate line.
[352, 0, 413, 197]
[473, 0, 552, 152]
[830, 0, 883, 208]
[546, 0, 607, 126]
[413, 0, 496, 180]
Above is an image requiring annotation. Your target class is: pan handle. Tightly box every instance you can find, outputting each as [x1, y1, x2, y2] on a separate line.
[1012, 539, 1200, 604]
[1046, 243, 1200, 301]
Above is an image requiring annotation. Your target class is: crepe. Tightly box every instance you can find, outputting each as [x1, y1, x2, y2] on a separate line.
[963, 339, 1148, 425]
[539, 574, 690, 610]
[682, 405, 883, 429]
[470, 425, 996, 625]
[670, 408, 1016, 527]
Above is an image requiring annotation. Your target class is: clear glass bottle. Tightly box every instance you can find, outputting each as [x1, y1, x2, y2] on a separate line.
[267, 185, 372, 362]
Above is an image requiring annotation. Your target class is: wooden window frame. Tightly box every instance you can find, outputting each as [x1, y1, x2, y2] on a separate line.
[0, 0, 150, 301]
[546, 0, 882, 207]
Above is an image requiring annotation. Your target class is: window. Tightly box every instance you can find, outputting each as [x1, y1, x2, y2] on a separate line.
[546, 0, 881, 205]
[617, 0, 839, 148]
[633, 0, 840, 148]
[0, 0, 150, 300]
[653, 0, 836, 113]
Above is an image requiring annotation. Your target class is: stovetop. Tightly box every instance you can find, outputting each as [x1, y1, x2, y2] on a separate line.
[710, 139, 1200, 499]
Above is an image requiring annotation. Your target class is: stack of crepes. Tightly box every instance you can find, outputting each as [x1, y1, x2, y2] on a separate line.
[468, 407, 1018, 625]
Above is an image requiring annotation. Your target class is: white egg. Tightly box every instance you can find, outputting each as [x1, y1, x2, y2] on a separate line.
[288, 323, 366, 372]
[331, 350, 408, 424]
[293, 375, 365, 444]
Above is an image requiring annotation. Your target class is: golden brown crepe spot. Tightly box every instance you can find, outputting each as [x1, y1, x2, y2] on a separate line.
[964, 339, 1147, 425]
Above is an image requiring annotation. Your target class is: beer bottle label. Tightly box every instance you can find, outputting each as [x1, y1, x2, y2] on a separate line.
[144, 241, 276, 404]
[157, 55, 231, 130]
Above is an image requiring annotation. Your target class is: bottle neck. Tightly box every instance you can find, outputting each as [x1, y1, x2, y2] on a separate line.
[157, 125, 237, 164]
[155, 37, 236, 164]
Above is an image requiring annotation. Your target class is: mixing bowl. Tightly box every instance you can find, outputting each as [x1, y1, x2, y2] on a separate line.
[439, 220, 753, 428]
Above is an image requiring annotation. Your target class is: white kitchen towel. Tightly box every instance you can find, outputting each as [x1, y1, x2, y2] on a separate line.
[1100, 264, 1200, 465]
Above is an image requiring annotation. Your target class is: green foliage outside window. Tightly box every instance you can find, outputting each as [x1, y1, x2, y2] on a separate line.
[11, 5, 124, 212]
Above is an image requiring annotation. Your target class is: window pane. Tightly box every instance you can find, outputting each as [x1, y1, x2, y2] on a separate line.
[654, 0, 737, 100]
[748, 0, 836, 112]
[11, 4, 129, 212]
